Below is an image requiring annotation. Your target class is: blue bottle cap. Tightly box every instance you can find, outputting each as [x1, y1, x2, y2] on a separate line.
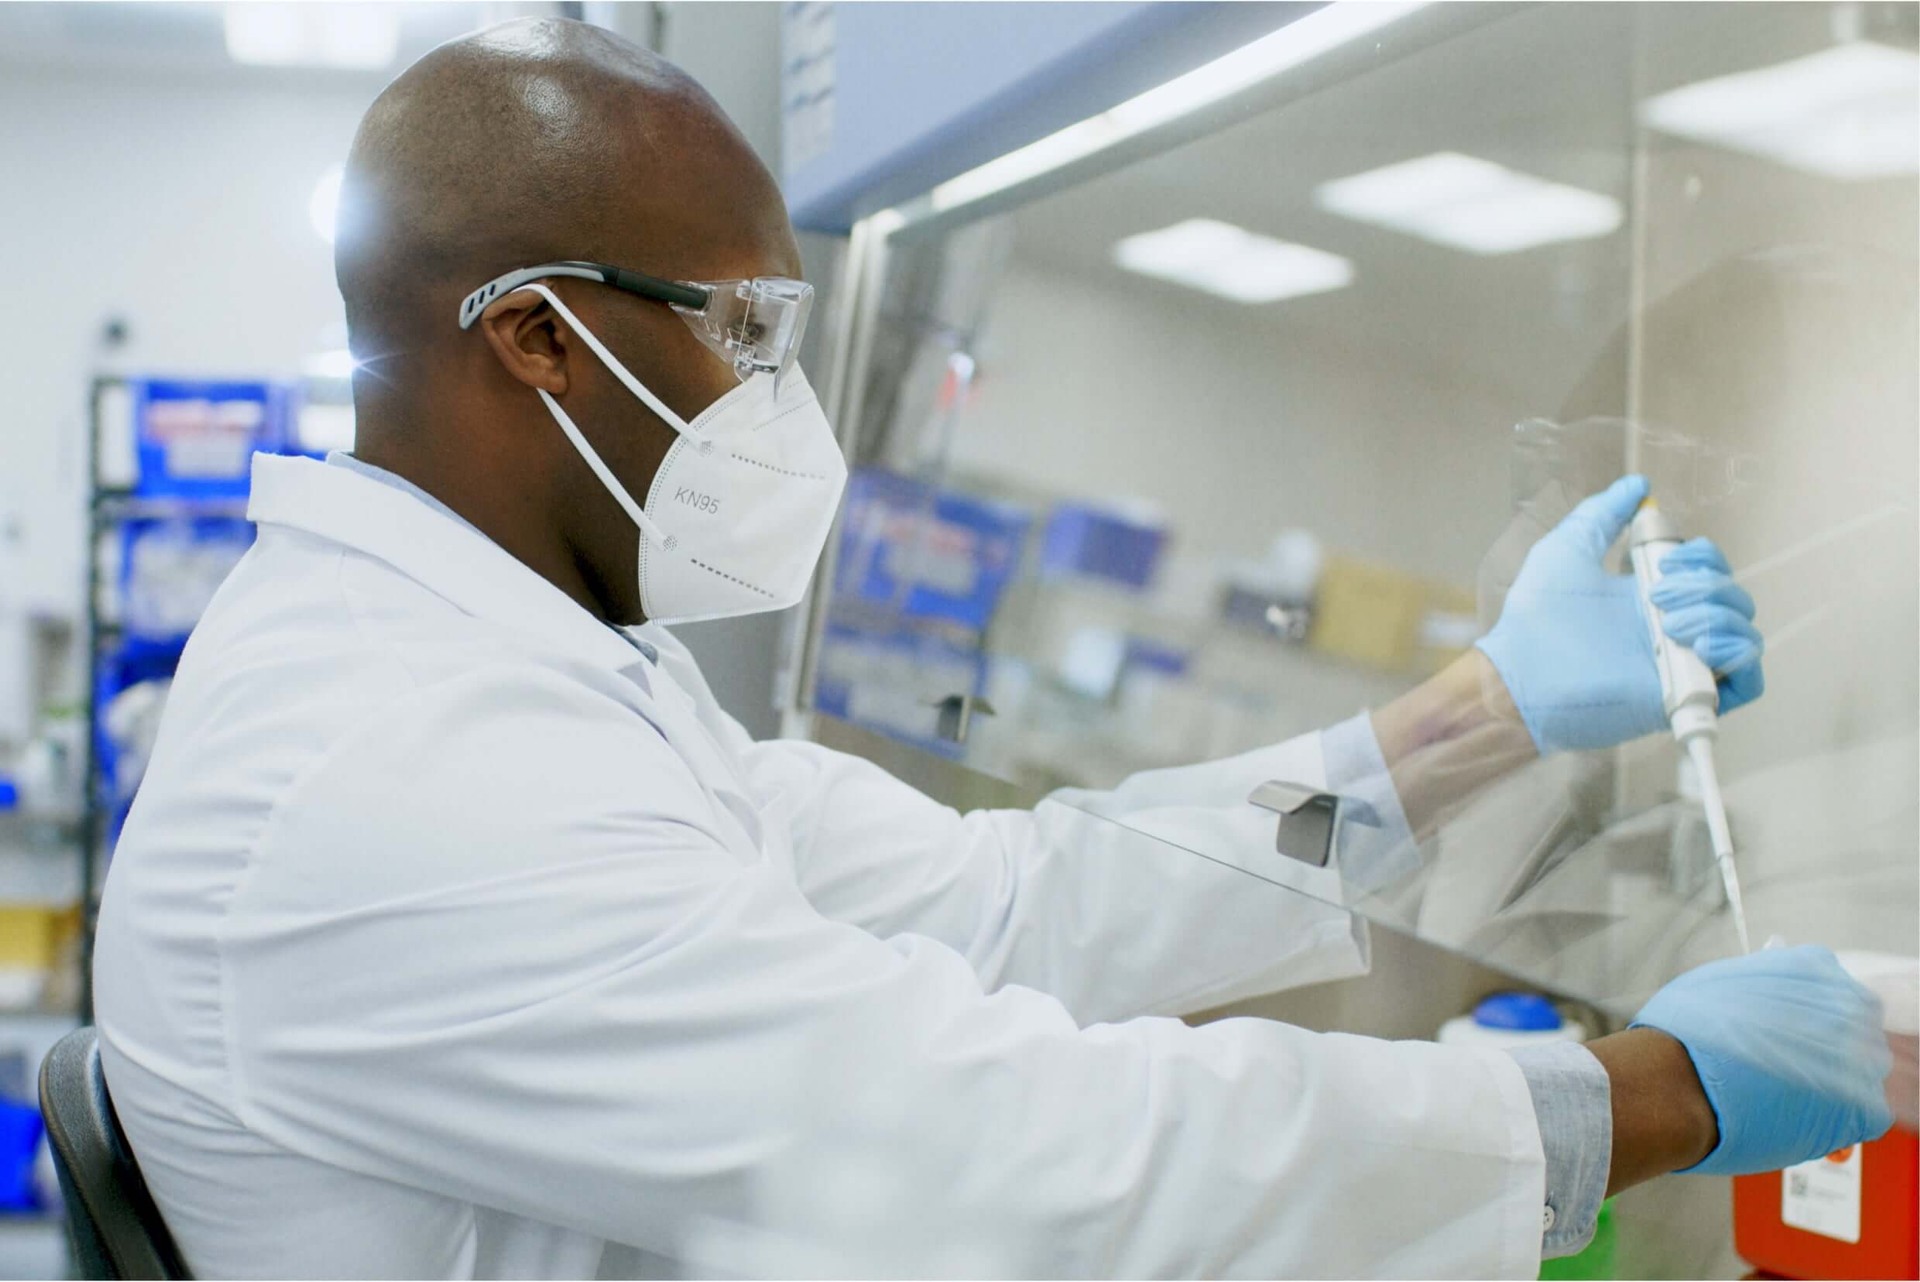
[1473, 991, 1562, 1032]
[0, 775, 16, 812]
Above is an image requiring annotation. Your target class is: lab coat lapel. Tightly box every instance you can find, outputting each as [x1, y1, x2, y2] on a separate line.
[247, 454, 772, 863]
[247, 454, 644, 673]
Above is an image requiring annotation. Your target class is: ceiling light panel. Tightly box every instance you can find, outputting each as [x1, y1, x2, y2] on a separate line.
[1640, 42, 1920, 181]
[224, 3, 399, 70]
[1313, 151, 1624, 255]
[1113, 219, 1354, 304]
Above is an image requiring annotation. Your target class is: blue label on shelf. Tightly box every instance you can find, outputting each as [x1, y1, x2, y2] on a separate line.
[130, 378, 292, 497]
[1040, 502, 1166, 591]
[833, 468, 1032, 632]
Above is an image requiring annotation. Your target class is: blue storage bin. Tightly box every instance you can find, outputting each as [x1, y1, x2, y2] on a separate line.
[94, 633, 192, 846]
[1039, 502, 1166, 591]
[130, 378, 291, 498]
[832, 468, 1032, 632]
[116, 516, 256, 644]
[0, 1096, 45, 1213]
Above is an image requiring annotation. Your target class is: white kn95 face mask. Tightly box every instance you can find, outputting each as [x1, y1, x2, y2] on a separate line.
[511, 282, 848, 626]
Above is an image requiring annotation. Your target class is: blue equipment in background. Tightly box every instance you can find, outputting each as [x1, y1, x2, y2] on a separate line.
[128, 379, 293, 499]
[818, 467, 1032, 756]
[0, 1096, 47, 1214]
[80, 375, 309, 1017]
[1038, 502, 1166, 591]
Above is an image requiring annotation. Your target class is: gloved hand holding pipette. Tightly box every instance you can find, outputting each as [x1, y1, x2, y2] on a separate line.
[1627, 496, 1755, 950]
[1472, 473, 1764, 950]
[1476, 474, 1766, 755]
[1370, 474, 1767, 869]
[1643, 538, 1767, 712]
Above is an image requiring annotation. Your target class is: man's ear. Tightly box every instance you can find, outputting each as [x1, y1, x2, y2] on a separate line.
[476, 289, 569, 394]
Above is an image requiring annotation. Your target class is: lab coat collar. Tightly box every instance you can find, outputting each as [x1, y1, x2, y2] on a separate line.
[247, 453, 650, 675]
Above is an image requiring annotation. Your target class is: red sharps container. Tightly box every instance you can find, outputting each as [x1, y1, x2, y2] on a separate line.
[1734, 953, 1918, 1280]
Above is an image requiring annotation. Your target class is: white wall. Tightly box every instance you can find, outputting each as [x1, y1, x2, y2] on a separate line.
[0, 2, 793, 731]
[955, 262, 1522, 591]
[0, 64, 372, 615]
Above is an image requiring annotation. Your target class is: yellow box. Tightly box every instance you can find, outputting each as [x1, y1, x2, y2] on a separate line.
[0, 903, 80, 970]
[1308, 555, 1427, 670]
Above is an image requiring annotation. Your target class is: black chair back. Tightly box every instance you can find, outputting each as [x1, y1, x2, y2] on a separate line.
[38, 1027, 189, 1280]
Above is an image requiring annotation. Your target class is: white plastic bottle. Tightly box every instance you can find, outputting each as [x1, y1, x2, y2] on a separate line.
[1437, 992, 1588, 1051]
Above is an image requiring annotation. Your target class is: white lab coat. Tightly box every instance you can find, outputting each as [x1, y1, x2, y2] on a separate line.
[93, 454, 1549, 1280]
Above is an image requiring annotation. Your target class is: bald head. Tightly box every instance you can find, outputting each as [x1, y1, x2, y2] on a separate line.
[337, 17, 789, 373]
[331, 18, 804, 628]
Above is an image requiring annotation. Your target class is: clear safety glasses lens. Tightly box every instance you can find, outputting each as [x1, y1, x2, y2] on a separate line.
[458, 263, 813, 392]
[672, 277, 813, 392]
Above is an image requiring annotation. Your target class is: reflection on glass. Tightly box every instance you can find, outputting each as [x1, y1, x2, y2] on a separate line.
[812, 3, 1918, 1011]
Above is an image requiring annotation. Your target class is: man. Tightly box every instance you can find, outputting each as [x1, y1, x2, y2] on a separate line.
[93, 18, 1891, 1279]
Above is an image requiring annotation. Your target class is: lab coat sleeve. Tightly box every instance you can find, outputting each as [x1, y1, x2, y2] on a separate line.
[220, 666, 1548, 1278]
[737, 725, 1372, 1024]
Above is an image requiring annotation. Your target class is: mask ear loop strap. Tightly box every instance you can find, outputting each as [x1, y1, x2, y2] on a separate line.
[487, 280, 681, 547]
[504, 282, 694, 437]
[536, 387, 673, 550]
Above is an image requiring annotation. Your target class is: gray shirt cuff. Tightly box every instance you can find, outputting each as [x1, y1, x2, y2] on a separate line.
[1318, 713, 1422, 891]
[1325, 715, 1611, 1256]
[1509, 1040, 1612, 1258]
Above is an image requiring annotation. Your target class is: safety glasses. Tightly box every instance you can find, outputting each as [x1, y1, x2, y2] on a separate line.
[458, 260, 813, 391]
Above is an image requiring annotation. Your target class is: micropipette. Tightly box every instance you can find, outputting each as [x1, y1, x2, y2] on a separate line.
[1629, 498, 1752, 953]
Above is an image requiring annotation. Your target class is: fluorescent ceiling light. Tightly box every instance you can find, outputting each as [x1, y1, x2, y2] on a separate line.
[926, 2, 1426, 214]
[1640, 42, 1920, 181]
[309, 163, 345, 244]
[1113, 219, 1354, 304]
[1314, 152, 1623, 254]
[224, 3, 400, 70]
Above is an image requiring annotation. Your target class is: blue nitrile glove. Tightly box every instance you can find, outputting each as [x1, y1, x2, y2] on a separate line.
[1646, 537, 1766, 714]
[1476, 475, 1766, 753]
[1631, 945, 1895, 1176]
